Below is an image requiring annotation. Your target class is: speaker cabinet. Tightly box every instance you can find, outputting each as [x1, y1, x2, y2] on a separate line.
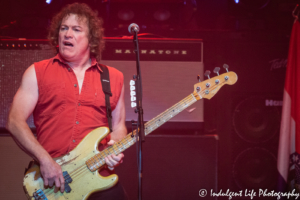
[202, 36, 288, 198]
[115, 135, 218, 200]
[231, 95, 281, 191]
[216, 94, 282, 199]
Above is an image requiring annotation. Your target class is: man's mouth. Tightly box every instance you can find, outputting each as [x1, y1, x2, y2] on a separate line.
[63, 41, 74, 47]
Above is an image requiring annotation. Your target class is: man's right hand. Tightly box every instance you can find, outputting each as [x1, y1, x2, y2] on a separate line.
[40, 158, 65, 193]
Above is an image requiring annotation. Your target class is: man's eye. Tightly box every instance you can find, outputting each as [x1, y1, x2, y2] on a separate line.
[60, 27, 67, 31]
[74, 29, 80, 32]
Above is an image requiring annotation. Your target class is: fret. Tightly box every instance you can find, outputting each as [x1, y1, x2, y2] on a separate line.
[122, 141, 127, 148]
[119, 141, 126, 149]
[114, 147, 121, 154]
[112, 147, 118, 155]
[89, 93, 198, 170]
[124, 142, 130, 148]
[102, 150, 108, 157]
[127, 137, 134, 145]
[128, 137, 135, 145]
[191, 93, 197, 101]
[85, 71, 237, 172]
[110, 147, 116, 154]
[95, 154, 104, 165]
[128, 139, 134, 145]
[117, 144, 123, 152]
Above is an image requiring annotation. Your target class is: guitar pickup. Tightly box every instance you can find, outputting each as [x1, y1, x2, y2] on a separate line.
[63, 171, 73, 184]
[64, 183, 72, 193]
[63, 171, 72, 193]
[33, 189, 48, 200]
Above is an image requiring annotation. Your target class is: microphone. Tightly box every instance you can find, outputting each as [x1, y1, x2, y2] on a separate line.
[128, 23, 140, 35]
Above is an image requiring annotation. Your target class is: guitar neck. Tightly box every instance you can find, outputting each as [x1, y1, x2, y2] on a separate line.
[86, 71, 237, 171]
[144, 93, 198, 135]
[110, 93, 197, 155]
[87, 93, 198, 171]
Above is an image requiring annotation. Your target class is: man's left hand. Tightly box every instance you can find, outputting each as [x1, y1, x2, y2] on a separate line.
[105, 140, 124, 170]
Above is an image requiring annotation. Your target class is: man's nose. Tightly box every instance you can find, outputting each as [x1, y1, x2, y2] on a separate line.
[65, 29, 73, 38]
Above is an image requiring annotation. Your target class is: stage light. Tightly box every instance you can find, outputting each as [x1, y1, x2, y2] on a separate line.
[46, 0, 52, 4]
[118, 9, 134, 21]
[234, 0, 270, 10]
[153, 9, 171, 21]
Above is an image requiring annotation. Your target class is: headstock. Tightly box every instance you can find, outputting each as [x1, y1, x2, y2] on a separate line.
[194, 67, 238, 100]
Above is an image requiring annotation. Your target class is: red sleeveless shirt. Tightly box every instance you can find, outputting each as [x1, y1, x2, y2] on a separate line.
[33, 54, 124, 158]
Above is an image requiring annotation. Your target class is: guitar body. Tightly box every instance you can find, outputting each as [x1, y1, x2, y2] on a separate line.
[23, 127, 118, 200]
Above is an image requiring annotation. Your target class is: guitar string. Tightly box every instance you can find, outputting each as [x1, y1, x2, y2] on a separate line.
[42, 141, 133, 196]
[43, 161, 99, 197]
[49, 92, 199, 187]
[44, 93, 198, 198]
[45, 91, 207, 198]
[45, 166, 107, 199]
[39, 93, 195, 197]
[42, 149, 110, 196]
[44, 132, 139, 190]
[39, 93, 199, 198]
[64, 124, 142, 179]
[37, 95, 196, 198]
[43, 165, 85, 194]
[45, 167, 107, 200]
[145, 94, 196, 129]
[146, 94, 194, 124]
[36, 81, 224, 198]
[134, 79, 226, 138]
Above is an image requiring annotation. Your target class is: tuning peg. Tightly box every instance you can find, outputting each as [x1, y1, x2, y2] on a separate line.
[213, 67, 220, 76]
[197, 75, 201, 82]
[223, 64, 229, 72]
[204, 70, 211, 79]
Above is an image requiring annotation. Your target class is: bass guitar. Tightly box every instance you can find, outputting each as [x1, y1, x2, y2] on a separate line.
[23, 69, 237, 200]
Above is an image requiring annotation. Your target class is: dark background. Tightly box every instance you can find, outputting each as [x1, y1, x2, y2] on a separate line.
[0, 0, 297, 39]
[0, 0, 297, 199]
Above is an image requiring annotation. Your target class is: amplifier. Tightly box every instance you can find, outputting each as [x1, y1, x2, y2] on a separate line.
[0, 38, 203, 131]
[116, 135, 218, 200]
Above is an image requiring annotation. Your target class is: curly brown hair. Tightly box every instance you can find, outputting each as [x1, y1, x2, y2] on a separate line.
[48, 3, 104, 61]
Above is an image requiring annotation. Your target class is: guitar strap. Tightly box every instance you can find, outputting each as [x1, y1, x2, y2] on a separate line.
[99, 64, 113, 132]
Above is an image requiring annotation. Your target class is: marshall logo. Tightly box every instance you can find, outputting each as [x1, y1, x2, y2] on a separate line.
[265, 99, 283, 106]
[115, 49, 187, 55]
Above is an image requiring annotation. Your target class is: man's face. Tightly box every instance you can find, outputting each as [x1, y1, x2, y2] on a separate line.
[58, 14, 90, 61]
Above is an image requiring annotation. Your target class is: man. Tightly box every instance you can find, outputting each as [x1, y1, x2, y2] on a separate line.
[6, 3, 127, 199]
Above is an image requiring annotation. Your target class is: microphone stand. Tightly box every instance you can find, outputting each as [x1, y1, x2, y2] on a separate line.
[132, 29, 145, 200]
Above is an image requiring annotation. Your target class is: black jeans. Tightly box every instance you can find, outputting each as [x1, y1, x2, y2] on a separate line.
[87, 182, 128, 200]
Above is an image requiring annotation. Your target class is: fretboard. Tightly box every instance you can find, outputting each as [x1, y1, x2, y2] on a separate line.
[86, 93, 198, 171]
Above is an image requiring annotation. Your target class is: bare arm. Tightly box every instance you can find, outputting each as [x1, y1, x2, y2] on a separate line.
[105, 85, 127, 169]
[111, 84, 127, 141]
[6, 64, 65, 192]
[7, 64, 48, 162]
